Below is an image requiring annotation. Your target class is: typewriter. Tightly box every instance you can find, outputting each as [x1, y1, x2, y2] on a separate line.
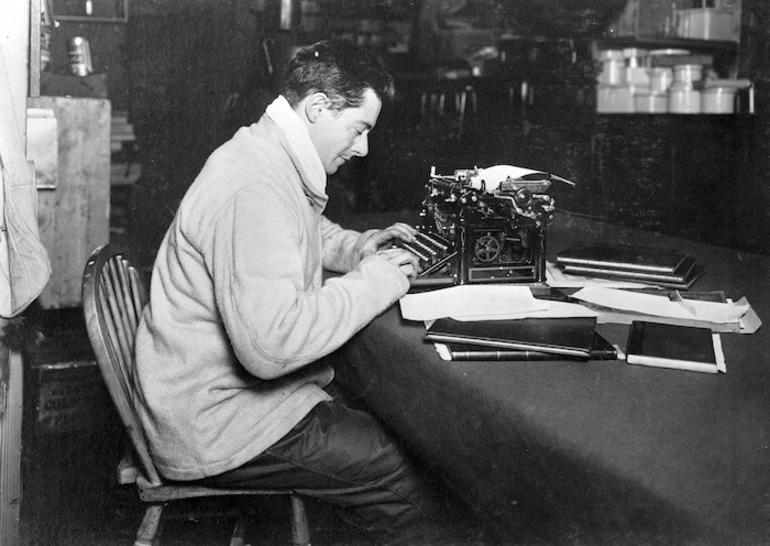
[399, 165, 573, 288]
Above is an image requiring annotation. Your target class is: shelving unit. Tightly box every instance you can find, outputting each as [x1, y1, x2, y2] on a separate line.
[602, 0, 744, 77]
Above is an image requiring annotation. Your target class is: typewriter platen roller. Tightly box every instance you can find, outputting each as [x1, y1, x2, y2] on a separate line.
[399, 165, 573, 288]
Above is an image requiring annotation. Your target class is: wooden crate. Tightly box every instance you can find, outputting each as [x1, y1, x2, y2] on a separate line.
[30, 96, 111, 309]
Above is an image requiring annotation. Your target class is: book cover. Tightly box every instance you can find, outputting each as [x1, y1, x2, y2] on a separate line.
[444, 331, 617, 361]
[425, 316, 597, 358]
[561, 262, 705, 290]
[625, 320, 725, 373]
[556, 244, 693, 275]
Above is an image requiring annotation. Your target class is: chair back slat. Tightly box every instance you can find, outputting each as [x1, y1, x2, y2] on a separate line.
[83, 244, 162, 485]
[98, 279, 137, 401]
[108, 257, 138, 343]
[101, 269, 135, 383]
[117, 257, 140, 335]
[129, 267, 148, 325]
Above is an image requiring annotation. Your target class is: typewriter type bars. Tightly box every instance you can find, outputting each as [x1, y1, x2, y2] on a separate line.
[401, 165, 569, 288]
[398, 230, 458, 287]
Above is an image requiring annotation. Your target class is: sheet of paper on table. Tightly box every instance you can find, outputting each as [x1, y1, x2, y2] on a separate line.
[571, 286, 761, 333]
[399, 284, 598, 322]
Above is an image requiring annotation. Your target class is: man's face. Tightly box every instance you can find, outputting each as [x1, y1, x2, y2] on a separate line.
[309, 89, 382, 175]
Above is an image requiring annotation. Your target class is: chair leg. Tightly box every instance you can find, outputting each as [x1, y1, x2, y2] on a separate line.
[135, 504, 164, 546]
[290, 495, 310, 546]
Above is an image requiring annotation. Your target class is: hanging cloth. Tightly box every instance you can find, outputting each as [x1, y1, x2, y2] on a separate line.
[0, 43, 51, 317]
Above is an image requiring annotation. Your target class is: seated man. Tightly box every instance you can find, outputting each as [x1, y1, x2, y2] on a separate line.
[134, 38, 471, 543]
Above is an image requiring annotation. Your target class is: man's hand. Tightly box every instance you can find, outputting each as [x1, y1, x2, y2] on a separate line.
[376, 248, 422, 280]
[358, 222, 417, 258]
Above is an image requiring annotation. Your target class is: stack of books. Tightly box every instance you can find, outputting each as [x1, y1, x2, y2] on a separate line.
[555, 244, 705, 290]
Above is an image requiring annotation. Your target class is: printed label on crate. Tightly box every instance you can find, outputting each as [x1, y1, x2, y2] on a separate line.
[37, 360, 105, 434]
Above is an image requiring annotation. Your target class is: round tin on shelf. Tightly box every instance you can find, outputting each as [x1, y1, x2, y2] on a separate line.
[702, 87, 737, 114]
[668, 82, 701, 114]
[635, 90, 668, 114]
[648, 67, 674, 94]
[673, 64, 703, 85]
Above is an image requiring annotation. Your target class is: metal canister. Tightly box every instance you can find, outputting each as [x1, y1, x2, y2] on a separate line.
[67, 37, 93, 77]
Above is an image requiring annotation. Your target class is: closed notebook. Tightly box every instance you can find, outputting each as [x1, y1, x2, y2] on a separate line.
[425, 316, 597, 358]
[556, 244, 693, 274]
[625, 320, 725, 373]
[443, 331, 617, 361]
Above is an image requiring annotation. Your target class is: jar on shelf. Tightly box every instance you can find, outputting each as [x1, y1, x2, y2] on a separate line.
[635, 90, 668, 114]
[668, 81, 701, 114]
[648, 67, 673, 94]
[673, 64, 703, 86]
[597, 50, 625, 86]
[701, 79, 752, 114]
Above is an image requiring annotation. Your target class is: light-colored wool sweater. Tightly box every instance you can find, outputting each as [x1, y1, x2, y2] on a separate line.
[133, 96, 409, 481]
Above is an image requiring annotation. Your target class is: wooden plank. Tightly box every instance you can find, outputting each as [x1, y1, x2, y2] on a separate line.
[33, 96, 111, 309]
[0, 1, 31, 543]
[0, 345, 22, 546]
[30, 0, 42, 98]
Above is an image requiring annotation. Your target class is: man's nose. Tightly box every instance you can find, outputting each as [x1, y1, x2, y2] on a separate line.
[351, 133, 369, 157]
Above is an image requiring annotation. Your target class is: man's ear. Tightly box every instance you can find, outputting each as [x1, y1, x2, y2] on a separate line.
[304, 92, 331, 123]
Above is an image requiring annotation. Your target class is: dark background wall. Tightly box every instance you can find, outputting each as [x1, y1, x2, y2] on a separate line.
[43, 0, 770, 266]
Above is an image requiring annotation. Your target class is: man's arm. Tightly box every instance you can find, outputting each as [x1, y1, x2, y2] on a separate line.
[320, 215, 418, 274]
[209, 192, 411, 380]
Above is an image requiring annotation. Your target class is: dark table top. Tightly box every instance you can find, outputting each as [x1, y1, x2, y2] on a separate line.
[334, 211, 770, 545]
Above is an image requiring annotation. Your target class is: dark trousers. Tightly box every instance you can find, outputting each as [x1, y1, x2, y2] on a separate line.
[200, 393, 470, 544]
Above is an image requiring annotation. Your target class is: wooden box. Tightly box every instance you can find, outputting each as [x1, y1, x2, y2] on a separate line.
[29, 96, 111, 309]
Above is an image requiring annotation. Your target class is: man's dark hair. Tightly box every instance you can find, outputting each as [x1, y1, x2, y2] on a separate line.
[283, 39, 395, 111]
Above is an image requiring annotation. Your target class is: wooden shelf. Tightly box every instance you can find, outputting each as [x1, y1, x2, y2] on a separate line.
[598, 36, 739, 53]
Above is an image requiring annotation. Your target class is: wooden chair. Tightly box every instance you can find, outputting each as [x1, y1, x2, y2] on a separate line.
[82, 243, 311, 546]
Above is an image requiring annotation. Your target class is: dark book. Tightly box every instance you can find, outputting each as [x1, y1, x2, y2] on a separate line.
[625, 320, 722, 373]
[561, 262, 705, 290]
[556, 244, 694, 275]
[444, 331, 617, 361]
[425, 316, 597, 359]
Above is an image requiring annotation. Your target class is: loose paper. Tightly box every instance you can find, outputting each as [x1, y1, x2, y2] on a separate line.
[399, 285, 598, 322]
[399, 285, 545, 321]
[571, 287, 749, 324]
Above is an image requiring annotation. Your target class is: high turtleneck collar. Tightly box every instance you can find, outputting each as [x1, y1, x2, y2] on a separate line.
[264, 95, 328, 210]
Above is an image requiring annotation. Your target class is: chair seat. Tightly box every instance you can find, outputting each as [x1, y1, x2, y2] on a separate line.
[136, 474, 302, 504]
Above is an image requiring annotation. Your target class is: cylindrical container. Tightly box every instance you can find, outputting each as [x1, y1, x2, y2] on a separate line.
[623, 48, 649, 69]
[67, 36, 93, 77]
[673, 64, 703, 86]
[623, 48, 649, 87]
[596, 84, 615, 113]
[613, 84, 635, 113]
[649, 67, 674, 94]
[597, 50, 625, 86]
[635, 90, 668, 114]
[668, 82, 701, 114]
[702, 86, 737, 114]
[596, 85, 635, 113]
